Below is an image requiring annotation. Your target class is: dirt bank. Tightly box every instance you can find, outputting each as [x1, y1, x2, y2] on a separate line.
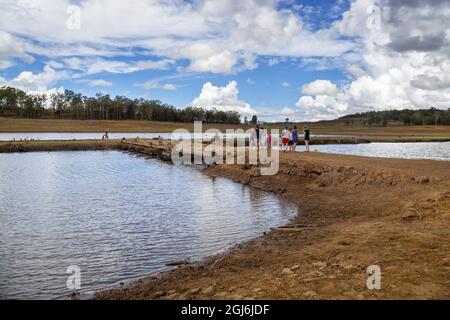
[96, 152, 450, 300]
[0, 139, 120, 153]
[0, 118, 246, 133]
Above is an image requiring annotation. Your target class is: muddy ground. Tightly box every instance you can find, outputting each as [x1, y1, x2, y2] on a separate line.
[0, 139, 120, 153]
[96, 152, 450, 300]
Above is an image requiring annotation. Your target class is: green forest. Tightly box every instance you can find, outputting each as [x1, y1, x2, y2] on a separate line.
[2, 86, 450, 126]
[0, 86, 241, 124]
[341, 108, 450, 126]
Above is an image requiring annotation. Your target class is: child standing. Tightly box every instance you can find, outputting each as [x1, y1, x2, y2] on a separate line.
[281, 127, 290, 153]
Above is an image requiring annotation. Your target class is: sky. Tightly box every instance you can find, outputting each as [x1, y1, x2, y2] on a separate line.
[0, 0, 449, 122]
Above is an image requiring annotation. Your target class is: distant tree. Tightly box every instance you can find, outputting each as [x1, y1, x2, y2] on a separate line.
[0, 86, 242, 124]
[4, 85, 450, 127]
[340, 108, 450, 126]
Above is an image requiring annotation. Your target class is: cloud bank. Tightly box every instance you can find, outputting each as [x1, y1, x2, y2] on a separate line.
[0, 0, 449, 120]
[291, 0, 450, 121]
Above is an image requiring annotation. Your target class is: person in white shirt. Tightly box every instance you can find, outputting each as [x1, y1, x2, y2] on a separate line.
[281, 127, 290, 152]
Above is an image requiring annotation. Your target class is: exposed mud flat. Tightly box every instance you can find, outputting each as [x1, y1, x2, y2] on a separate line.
[0, 139, 120, 153]
[96, 152, 450, 300]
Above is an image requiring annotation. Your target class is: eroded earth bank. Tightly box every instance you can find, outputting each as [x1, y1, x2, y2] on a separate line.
[96, 152, 450, 300]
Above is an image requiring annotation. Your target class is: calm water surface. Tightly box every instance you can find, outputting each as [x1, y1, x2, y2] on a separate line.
[299, 142, 450, 161]
[0, 151, 297, 299]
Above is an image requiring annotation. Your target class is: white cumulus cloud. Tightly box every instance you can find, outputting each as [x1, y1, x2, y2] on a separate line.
[192, 81, 257, 116]
[302, 80, 338, 96]
[292, 0, 450, 120]
[0, 65, 68, 93]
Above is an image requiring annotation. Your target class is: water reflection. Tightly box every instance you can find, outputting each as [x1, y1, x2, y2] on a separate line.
[0, 151, 297, 299]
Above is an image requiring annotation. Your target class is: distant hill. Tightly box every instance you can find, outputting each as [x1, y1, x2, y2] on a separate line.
[265, 108, 450, 127]
[339, 108, 450, 126]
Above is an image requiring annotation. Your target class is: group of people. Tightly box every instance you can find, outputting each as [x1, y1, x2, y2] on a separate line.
[281, 126, 310, 153]
[250, 125, 311, 152]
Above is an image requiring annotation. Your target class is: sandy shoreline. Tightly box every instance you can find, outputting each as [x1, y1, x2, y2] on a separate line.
[95, 151, 450, 300]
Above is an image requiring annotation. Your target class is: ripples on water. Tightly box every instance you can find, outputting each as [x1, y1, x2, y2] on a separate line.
[0, 151, 297, 300]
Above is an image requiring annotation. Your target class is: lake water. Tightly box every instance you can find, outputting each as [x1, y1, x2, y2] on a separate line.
[299, 142, 450, 161]
[0, 151, 297, 300]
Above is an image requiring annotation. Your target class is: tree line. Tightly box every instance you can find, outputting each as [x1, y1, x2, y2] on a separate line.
[341, 108, 450, 126]
[0, 86, 241, 124]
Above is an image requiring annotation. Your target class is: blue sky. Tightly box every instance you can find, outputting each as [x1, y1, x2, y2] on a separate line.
[1, 0, 449, 121]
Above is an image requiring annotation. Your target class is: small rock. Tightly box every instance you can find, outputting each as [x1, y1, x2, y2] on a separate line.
[282, 268, 294, 275]
[419, 177, 431, 184]
[303, 290, 317, 298]
[152, 291, 166, 299]
[301, 270, 324, 282]
[302, 278, 319, 283]
[312, 262, 327, 269]
[343, 265, 359, 273]
[202, 286, 214, 295]
[402, 210, 422, 221]
[190, 288, 201, 295]
[319, 181, 328, 188]
[167, 293, 180, 299]
[291, 264, 301, 271]
[213, 292, 227, 299]
[441, 258, 450, 267]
